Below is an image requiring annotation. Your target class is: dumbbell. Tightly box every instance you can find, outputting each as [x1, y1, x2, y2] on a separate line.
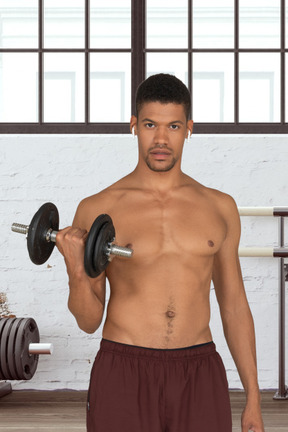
[11, 202, 133, 278]
[0, 317, 53, 381]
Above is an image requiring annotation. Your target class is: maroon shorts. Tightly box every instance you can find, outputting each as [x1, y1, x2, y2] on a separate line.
[87, 339, 232, 432]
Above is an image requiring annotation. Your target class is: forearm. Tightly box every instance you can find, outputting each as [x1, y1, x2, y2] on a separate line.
[67, 271, 105, 334]
[221, 304, 260, 402]
[56, 225, 106, 333]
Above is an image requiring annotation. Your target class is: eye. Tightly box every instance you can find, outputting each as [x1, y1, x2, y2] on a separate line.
[145, 123, 155, 129]
[170, 124, 179, 130]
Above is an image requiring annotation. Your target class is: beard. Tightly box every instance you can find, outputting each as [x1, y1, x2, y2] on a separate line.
[145, 154, 178, 172]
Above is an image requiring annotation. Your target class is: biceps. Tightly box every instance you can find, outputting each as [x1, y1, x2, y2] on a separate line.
[212, 250, 245, 308]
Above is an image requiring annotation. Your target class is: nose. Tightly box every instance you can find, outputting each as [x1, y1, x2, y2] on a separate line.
[154, 126, 168, 147]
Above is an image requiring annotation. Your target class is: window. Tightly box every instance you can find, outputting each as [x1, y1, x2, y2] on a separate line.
[0, 0, 287, 134]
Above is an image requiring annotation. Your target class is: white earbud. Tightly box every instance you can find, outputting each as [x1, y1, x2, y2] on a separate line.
[132, 127, 135, 138]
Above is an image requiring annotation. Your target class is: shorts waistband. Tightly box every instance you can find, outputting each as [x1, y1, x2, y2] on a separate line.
[100, 338, 216, 360]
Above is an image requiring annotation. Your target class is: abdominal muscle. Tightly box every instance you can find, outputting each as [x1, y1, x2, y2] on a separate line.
[102, 255, 214, 349]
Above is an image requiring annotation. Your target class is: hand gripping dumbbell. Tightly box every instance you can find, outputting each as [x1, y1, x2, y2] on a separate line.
[11, 202, 133, 278]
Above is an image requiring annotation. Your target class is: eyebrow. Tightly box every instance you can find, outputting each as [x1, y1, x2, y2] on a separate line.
[141, 118, 185, 125]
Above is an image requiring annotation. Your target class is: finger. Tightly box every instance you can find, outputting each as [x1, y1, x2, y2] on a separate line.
[55, 226, 72, 244]
[58, 227, 87, 241]
[66, 228, 88, 242]
[55, 227, 86, 252]
[70, 227, 88, 236]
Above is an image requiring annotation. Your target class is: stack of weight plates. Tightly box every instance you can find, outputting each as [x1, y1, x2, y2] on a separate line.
[0, 317, 39, 380]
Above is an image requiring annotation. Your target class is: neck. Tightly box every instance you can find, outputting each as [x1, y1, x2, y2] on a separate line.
[132, 162, 186, 193]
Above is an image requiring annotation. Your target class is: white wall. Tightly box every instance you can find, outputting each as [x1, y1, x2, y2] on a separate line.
[0, 134, 287, 391]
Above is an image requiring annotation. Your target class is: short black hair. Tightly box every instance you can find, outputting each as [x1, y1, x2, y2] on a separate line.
[135, 73, 191, 120]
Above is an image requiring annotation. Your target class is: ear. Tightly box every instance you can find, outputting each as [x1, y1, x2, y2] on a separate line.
[186, 120, 194, 139]
[130, 115, 137, 135]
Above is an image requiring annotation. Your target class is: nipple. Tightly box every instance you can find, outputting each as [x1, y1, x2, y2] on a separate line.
[208, 240, 214, 247]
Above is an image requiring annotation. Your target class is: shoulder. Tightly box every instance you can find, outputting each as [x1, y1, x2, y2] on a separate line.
[206, 187, 238, 217]
[191, 181, 240, 237]
[187, 176, 238, 212]
[204, 187, 241, 242]
[72, 193, 105, 230]
[72, 176, 132, 229]
[183, 175, 239, 218]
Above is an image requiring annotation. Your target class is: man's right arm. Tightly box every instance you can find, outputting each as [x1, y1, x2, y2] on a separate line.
[56, 201, 106, 334]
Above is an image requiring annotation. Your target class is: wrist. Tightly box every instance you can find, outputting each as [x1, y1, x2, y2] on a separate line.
[245, 388, 261, 405]
[66, 261, 87, 281]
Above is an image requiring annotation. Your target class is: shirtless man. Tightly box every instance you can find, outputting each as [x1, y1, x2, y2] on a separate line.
[56, 74, 265, 432]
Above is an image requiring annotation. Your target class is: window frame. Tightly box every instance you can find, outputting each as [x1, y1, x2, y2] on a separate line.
[0, 0, 287, 134]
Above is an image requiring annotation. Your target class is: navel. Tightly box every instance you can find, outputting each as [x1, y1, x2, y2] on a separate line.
[208, 240, 215, 247]
[166, 310, 176, 319]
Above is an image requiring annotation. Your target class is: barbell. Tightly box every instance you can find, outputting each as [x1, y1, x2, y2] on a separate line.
[11, 202, 133, 278]
[0, 317, 52, 381]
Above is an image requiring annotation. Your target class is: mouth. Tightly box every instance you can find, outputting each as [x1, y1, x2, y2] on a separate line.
[149, 149, 172, 160]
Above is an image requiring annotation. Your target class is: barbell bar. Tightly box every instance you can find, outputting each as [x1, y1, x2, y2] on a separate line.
[238, 206, 288, 217]
[29, 343, 53, 355]
[239, 247, 288, 257]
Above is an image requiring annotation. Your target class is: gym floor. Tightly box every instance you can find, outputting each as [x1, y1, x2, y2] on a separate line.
[0, 391, 287, 431]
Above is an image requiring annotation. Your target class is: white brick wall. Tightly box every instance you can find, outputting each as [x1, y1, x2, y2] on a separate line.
[1, 134, 287, 391]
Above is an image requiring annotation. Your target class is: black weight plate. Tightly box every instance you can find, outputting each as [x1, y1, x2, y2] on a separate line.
[27, 202, 59, 265]
[93, 220, 115, 278]
[0, 318, 17, 380]
[0, 318, 9, 379]
[15, 318, 39, 380]
[7, 318, 24, 380]
[84, 214, 114, 278]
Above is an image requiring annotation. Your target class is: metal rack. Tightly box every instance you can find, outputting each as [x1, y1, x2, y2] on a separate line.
[238, 207, 288, 400]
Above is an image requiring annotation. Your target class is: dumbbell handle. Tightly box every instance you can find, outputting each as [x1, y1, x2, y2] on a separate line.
[29, 343, 53, 355]
[11, 223, 133, 258]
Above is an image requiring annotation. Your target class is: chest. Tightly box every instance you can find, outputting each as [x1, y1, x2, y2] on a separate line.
[110, 196, 227, 258]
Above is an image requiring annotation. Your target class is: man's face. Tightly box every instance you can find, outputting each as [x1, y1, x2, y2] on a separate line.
[131, 102, 192, 173]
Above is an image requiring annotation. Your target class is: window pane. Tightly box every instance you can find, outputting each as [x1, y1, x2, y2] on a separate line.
[239, 0, 280, 48]
[146, 53, 188, 88]
[193, 0, 234, 48]
[90, 0, 131, 48]
[90, 53, 131, 122]
[286, 54, 288, 122]
[44, 54, 85, 122]
[286, 4, 288, 48]
[44, 0, 85, 48]
[0, 53, 38, 122]
[0, 0, 38, 48]
[192, 53, 234, 122]
[239, 53, 280, 122]
[146, 0, 187, 48]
